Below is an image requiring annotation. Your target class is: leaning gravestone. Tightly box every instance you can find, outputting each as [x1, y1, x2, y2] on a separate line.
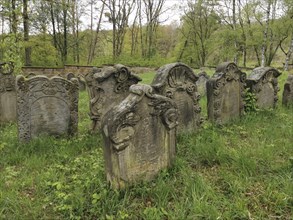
[196, 71, 210, 96]
[84, 64, 141, 132]
[282, 75, 293, 107]
[152, 62, 202, 131]
[246, 67, 281, 109]
[16, 75, 79, 142]
[207, 62, 246, 124]
[101, 84, 178, 188]
[0, 62, 17, 123]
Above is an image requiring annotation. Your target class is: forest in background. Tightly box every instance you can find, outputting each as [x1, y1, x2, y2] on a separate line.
[0, 0, 292, 72]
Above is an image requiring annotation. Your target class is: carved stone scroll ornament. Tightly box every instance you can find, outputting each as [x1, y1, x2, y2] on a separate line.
[16, 75, 79, 142]
[152, 62, 202, 131]
[246, 67, 281, 109]
[207, 62, 246, 124]
[101, 84, 178, 188]
[84, 64, 141, 132]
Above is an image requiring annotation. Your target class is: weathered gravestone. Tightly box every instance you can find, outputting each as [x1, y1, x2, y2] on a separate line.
[196, 71, 210, 96]
[66, 72, 86, 91]
[282, 75, 293, 106]
[16, 75, 79, 142]
[152, 62, 202, 131]
[84, 64, 141, 132]
[0, 62, 17, 123]
[207, 62, 246, 124]
[101, 84, 178, 188]
[246, 67, 281, 109]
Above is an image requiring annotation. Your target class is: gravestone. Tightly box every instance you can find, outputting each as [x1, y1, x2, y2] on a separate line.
[282, 75, 293, 106]
[207, 62, 246, 124]
[66, 72, 75, 80]
[101, 84, 178, 188]
[196, 71, 210, 96]
[77, 75, 86, 91]
[84, 64, 141, 132]
[16, 75, 79, 142]
[152, 62, 202, 131]
[246, 67, 281, 109]
[0, 62, 17, 123]
[66, 72, 86, 91]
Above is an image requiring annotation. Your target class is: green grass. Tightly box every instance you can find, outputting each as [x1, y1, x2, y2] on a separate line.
[0, 70, 292, 219]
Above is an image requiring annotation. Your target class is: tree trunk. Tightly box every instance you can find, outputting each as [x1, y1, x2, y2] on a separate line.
[63, 1, 68, 64]
[87, 2, 104, 64]
[11, 0, 17, 35]
[23, 0, 31, 66]
[284, 36, 293, 71]
[261, 2, 271, 67]
[232, 0, 238, 64]
[50, 3, 58, 49]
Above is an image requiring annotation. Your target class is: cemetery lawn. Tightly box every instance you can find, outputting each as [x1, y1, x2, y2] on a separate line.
[0, 71, 292, 219]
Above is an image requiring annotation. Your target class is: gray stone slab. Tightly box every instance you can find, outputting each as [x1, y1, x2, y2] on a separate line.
[84, 64, 141, 132]
[0, 62, 17, 123]
[246, 67, 281, 109]
[101, 84, 178, 188]
[16, 75, 79, 142]
[207, 62, 246, 124]
[152, 62, 202, 131]
[196, 71, 210, 96]
[282, 75, 293, 107]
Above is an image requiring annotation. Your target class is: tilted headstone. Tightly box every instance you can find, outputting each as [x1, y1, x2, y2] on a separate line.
[101, 84, 178, 188]
[84, 64, 141, 132]
[207, 62, 246, 124]
[0, 62, 17, 123]
[16, 75, 79, 142]
[246, 67, 281, 109]
[282, 75, 293, 107]
[196, 71, 210, 96]
[151, 62, 202, 131]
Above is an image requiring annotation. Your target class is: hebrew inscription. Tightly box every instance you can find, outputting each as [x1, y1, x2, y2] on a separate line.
[0, 62, 17, 123]
[152, 62, 202, 131]
[207, 62, 246, 124]
[16, 75, 79, 142]
[282, 75, 293, 107]
[84, 64, 141, 132]
[246, 67, 281, 109]
[102, 84, 178, 188]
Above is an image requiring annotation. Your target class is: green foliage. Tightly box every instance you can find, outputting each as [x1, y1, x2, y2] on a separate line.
[0, 34, 23, 74]
[30, 35, 60, 66]
[0, 79, 292, 219]
[244, 88, 258, 112]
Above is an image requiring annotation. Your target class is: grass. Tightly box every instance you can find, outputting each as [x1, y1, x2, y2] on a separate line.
[0, 69, 292, 219]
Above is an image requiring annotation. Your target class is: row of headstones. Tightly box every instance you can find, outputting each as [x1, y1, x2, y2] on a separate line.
[1, 61, 293, 188]
[85, 62, 293, 188]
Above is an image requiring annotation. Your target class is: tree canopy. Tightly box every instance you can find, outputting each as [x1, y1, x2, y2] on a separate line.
[0, 0, 292, 69]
